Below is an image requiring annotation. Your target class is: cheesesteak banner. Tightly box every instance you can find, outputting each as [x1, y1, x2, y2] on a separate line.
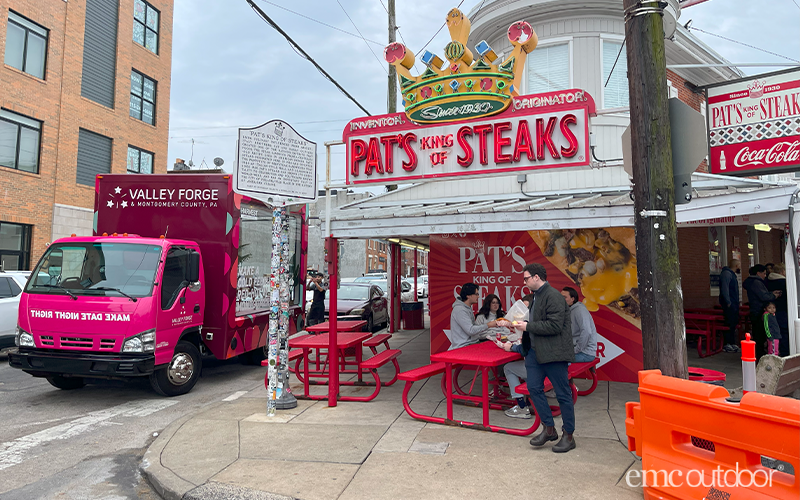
[707, 68, 800, 176]
[430, 229, 643, 383]
[343, 90, 594, 185]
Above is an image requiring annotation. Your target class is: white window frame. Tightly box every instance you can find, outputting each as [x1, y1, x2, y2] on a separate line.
[600, 34, 627, 110]
[524, 36, 573, 95]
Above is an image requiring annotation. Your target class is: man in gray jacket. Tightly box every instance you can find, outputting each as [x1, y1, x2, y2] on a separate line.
[448, 283, 498, 350]
[561, 287, 597, 363]
[505, 263, 576, 452]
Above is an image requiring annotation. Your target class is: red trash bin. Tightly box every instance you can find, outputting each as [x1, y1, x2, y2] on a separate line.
[402, 302, 424, 330]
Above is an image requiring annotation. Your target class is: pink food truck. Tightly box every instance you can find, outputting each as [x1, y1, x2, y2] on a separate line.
[9, 174, 306, 396]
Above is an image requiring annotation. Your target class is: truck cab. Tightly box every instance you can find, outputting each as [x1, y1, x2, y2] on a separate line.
[10, 235, 207, 395]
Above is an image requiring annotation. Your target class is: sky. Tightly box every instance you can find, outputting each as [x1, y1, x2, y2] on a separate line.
[166, 0, 800, 191]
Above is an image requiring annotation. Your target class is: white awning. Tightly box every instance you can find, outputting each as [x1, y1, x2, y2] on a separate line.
[326, 173, 798, 239]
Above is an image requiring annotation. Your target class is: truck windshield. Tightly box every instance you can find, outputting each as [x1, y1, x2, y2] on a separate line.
[26, 243, 162, 299]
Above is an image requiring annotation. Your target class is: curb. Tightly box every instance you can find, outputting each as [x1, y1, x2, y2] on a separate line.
[139, 412, 198, 500]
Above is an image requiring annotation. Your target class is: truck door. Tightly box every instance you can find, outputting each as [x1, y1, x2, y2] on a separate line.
[155, 246, 203, 361]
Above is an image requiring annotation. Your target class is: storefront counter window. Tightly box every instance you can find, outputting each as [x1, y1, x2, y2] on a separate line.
[708, 226, 726, 297]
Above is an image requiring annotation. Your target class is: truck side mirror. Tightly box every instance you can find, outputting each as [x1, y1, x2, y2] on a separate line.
[187, 251, 200, 283]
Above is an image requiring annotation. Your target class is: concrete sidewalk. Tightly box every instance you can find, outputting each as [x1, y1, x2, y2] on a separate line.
[142, 328, 649, 500]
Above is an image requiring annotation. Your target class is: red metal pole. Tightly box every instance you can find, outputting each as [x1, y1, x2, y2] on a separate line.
[413, 250, 418, 301]
[327, 237, 338, 407]
[388, 243, 396, 333]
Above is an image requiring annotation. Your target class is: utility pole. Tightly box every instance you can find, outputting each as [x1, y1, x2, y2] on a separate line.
[387, 0, 397, 114]
[386, 0, 398, 192]
[623, 0, 687, 378]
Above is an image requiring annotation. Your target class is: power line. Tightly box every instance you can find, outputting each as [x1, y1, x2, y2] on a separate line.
[171, 119, 351, 131]
[260, 0, 384, 46]
[337, 0, 388, 75]
[246, 0, 372, 116]
[415, 0, 465, 56]
[791, 0, 800, 11]
[605, 38, 626, 87]
[687, 26, 800, 63]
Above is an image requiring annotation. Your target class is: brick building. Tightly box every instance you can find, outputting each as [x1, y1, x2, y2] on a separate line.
[0, 0, 172, 270]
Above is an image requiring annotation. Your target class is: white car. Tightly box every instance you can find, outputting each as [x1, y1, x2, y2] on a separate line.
[0, 271, 30, 350]
[415, 275, 429, 298]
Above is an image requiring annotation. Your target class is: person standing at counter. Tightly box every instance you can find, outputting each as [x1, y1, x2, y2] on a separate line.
[719, 259, 741, 353]
[743, 264, 781, 359]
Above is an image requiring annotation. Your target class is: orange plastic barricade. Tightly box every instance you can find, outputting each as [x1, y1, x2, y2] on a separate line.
[626, 370, 799, 500]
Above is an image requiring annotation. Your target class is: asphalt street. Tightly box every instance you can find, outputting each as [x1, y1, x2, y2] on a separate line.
[0, 351, 269, 499]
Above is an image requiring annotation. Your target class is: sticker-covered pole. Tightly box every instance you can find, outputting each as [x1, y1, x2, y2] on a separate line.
[276, 206, 297, 409]
[267, 206, 282, 416]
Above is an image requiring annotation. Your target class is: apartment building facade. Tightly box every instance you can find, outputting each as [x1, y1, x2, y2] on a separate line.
[0, 0, 173, 270]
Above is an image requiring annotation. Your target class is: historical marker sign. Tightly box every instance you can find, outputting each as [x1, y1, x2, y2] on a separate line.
[235, 120, 317, 204]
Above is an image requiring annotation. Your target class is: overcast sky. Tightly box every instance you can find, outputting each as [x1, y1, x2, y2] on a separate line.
[167, 0, 800, 190]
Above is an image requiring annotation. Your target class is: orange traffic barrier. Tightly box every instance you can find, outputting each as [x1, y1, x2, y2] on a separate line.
[626, 370, 799, 500]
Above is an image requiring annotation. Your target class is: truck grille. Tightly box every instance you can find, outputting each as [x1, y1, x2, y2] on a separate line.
[40, 335, 54, 346]
[60, 337, 94, 348]
[99, 339, 116, 350]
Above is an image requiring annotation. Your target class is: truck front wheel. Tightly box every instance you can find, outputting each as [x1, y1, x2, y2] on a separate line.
[149, 341, 202, 396]
[46, 376, 86, 390]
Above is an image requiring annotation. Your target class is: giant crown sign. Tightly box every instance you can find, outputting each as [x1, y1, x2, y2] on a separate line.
[343, 7, 595, 186]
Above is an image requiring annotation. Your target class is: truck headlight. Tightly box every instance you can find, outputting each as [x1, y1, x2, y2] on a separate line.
[15, 326, 34, 347]
[122, 329, 156, 353]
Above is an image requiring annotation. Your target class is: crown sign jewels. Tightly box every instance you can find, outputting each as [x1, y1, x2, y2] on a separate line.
[384, 8, 538, 124]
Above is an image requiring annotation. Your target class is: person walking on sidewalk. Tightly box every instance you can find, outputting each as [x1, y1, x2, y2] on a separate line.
[719, 260, 741, 353]
[508, 263, 576, 453]
[560, 287, 598, 363]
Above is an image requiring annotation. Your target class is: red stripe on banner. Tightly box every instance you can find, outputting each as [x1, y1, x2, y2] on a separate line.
[708, 79, 800, 104]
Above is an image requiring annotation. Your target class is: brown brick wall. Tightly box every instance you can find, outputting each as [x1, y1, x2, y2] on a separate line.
[757, 228, 784, 267]
[677, 226, 714, 308]
[0, 0, 173, 269]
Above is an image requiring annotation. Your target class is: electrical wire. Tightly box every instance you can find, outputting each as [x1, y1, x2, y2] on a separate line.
[687, 26, 800, 63]
[246, 0, 372, 116]
[791, 0, 800, 11]
[260, 0, 384, 46]
[415, 0, 465, 56]
[604, 38, 626, 88]
[171, 119, 351, 131]
[337, 0, 388, 75]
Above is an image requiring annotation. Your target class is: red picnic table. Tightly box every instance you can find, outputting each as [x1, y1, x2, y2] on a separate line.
[306, 320, 367, 333]
[289, 331, 400, 402]
[684, 312, 723, 357]
[428, 342, 540, 435]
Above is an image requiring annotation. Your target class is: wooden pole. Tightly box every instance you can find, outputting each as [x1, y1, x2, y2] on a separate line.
[623, 0, 687, 378]
[387, 0, 397, 114]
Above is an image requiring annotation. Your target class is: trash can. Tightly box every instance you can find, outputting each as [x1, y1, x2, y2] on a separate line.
[402, 301, 424, 330]
[687, 367, 726, 386]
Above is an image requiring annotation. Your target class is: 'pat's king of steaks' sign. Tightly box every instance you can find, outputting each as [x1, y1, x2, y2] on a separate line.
[343, 8, 595, 185]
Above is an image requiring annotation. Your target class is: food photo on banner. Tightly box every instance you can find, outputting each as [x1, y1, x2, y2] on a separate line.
[430, 229, 643, 383]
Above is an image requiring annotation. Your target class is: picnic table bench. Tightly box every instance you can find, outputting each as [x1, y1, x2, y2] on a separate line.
[684, 312, 724, 357]
[398, 343, 599, 436]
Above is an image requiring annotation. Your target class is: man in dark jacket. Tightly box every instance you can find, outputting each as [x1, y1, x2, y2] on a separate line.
[507, 262, 575, 452]
[742, 264, 780, 359]
[719, 260, 741, 352]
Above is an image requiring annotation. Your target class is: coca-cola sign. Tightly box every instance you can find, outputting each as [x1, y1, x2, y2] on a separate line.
[706, 68, 800, 176]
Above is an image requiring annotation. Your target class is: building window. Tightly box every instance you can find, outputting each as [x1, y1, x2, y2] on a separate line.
[0, 109, 41, 174]
[127, 146, 153, 174]
[133, 0, 159, 54]
[130, 70, 156, 125]
[602, 40, 629, 109]
[4, 11, 47, 79]
[527, 43, 570, 94]
[0, 221, 32, 271]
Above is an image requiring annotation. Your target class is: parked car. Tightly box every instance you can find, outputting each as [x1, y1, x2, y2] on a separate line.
[356, 277, 415, 302]
[0, 271, 30, 350]
[324, 282, 388, 332]
[415, 275, 429, 298]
